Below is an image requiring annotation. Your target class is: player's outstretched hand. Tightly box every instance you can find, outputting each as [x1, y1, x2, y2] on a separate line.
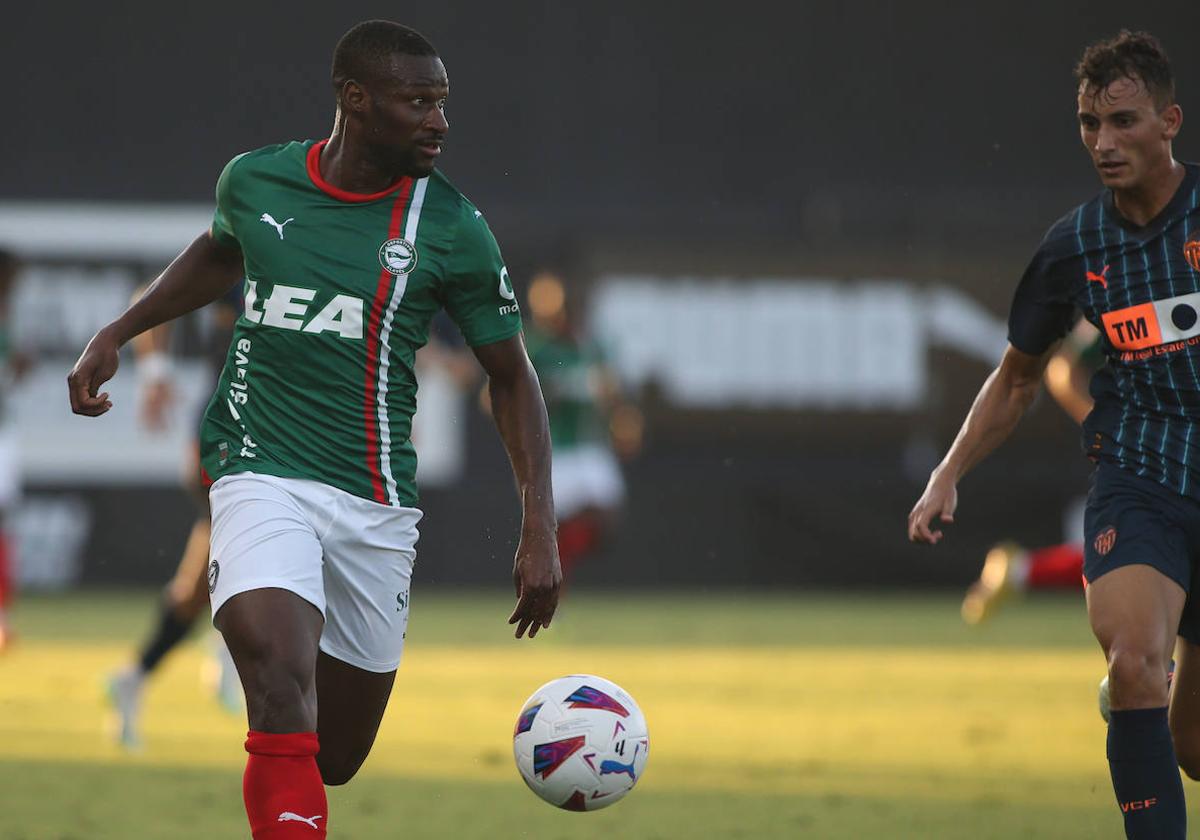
[140, 379, 175, 432]
[509, 526, 561, 639]
[67, 328, 120, 417]
[908, 471, 958, 544]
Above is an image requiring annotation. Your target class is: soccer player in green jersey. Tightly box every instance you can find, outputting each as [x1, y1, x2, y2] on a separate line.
[522, 272, 641, 581]
[68, 21, 559, 838]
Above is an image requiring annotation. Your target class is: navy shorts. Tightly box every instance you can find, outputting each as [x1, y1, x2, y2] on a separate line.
[1084, 463, 1200, 643]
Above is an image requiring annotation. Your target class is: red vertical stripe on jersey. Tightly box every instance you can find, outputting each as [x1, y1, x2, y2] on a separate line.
[363, 181, 414, 504]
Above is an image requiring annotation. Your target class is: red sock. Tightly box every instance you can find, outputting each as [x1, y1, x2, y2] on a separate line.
[557, 515, 602, 579]
[243, 731, 327, 838]
[0, 529, 13, 609]
[1025, 543, 1085, 589]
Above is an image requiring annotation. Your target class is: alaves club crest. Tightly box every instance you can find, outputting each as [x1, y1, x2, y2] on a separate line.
[379, 237, 418, 276]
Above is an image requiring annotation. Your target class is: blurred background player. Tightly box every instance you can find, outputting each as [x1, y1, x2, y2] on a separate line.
[0, 249, 30, 651]
[107, 280, 244, 747]
[521, 272, 642, 582]
[960, 319, 1101, 624]
[411, 313, 485, 487]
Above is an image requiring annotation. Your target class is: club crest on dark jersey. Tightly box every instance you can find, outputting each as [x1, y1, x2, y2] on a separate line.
[1093, 526, 1118, 557]
[378, 238, 418, 276]
[1186, 235, 1200, 273]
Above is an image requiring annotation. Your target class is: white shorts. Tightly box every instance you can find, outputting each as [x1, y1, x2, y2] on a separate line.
[208, 472, 422, 673]
[552, 444, 625, 520]
[0, 426, 21, 510]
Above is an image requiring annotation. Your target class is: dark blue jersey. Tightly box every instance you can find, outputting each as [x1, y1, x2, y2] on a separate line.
[1008, 163, 1200, 498]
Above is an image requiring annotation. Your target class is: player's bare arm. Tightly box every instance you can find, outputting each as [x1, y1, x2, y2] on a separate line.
[68, 232, 243, 417]
[1043, 320, 1098, 425]
[473, 333, 560, 638]
[908, 343, 1057, 544]
[128, 281, 178, 431]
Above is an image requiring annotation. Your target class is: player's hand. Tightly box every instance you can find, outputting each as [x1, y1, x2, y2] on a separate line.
[140, 379, 174, 432]
[67, 328, 120, 417]
[509, 523, 561, 639]
[907, 470, 958, 544]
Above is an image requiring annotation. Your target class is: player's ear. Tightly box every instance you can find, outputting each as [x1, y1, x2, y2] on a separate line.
[340, 80, 369, 116]
[1162, 103, 1183, 140]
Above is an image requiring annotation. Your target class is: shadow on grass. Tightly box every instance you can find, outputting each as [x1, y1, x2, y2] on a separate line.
[0, 757, 1122, 840]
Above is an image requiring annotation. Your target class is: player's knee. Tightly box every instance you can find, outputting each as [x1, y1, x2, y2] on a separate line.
[1107, 647, 1170, 707]
[317, 749, 366, 786]
[236, 653, 315, 731]
[1176, 743, 1200, 780]
[247, 675, 314, 730]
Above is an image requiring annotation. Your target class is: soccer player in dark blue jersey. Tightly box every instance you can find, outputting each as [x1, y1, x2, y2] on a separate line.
[908, 31, 1199, 839]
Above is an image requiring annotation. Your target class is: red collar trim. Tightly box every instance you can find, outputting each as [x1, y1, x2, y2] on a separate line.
[305, 139, 410, 203]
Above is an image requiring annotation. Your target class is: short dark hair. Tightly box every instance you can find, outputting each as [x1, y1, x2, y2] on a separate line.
[332, 20, 438, 91]
[1075, 30, 1175, 109]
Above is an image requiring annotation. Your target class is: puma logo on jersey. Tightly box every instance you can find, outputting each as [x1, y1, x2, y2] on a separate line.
[244, 281, 365, 339]
[1086, 264, 1110, 289]
[277, 812, 323, 829]
[259, 213, 295, 240]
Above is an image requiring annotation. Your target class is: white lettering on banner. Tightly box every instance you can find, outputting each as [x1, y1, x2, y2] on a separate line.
[588, 277, 1005, 411]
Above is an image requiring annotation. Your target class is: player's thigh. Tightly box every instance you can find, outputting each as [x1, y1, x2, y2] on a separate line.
[219, 587, 325, 732]
[311, 493, 418, 782]
[314, 652, 396, 785]
[1084, 464, 1190, 659]
[208, 473, 331, 624]
[209, 473, 331, 727]
[317, 493, 420, 674]
[1087, 564, 1185, 660]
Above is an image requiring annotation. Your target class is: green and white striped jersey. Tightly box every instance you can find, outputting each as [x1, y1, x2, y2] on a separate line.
[199, 139, 521, 506]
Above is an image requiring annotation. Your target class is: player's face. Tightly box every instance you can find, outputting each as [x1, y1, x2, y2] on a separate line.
[1077, 77, 1181, 192]
[362, 55, 450, 178]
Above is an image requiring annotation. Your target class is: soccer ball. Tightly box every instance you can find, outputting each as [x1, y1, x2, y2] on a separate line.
[512, 674, 649, 811]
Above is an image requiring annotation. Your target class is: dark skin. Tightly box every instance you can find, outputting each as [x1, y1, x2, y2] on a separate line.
[909, 72, 1200, 774]
[68, 51, 559, 785]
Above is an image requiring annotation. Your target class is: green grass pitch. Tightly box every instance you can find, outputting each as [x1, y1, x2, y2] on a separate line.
[1, 590, 1190, 838]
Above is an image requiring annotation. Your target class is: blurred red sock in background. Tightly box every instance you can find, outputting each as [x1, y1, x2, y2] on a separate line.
[1026, 543, 1084, 589]
[556, 515, 603, 580]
